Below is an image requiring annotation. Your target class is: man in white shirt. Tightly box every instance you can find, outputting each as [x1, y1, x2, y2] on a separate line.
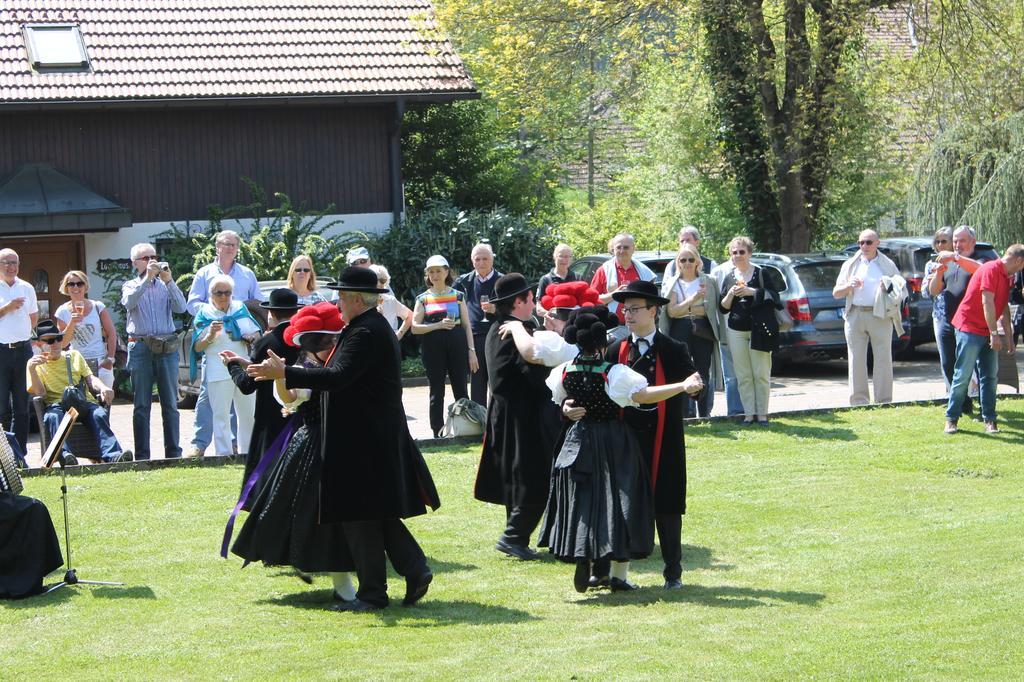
[833, 229, 905, 405]
[0, 248, 39, 450]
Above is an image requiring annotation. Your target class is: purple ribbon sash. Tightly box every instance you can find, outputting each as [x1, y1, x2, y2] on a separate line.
[220, 416, 298, 558]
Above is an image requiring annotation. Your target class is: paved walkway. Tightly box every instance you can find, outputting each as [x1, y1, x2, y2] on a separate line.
[20, 345, 1022, 468]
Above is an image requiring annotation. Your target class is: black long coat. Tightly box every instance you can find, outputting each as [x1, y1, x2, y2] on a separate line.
[284, 308, 440, 523]
[228, 321, 301, 485]
[474, 314, 558, 507]
[607, 332, 697, 515]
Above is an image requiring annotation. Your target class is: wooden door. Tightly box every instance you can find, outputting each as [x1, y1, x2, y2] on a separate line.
[3, 236, 85, 321]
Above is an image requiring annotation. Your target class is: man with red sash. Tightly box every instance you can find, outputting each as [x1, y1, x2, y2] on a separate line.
[595, 280, 701, 589]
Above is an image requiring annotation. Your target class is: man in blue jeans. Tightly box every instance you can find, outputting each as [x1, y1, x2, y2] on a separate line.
[186, 231, 263, 457]
[122, 242, 187, 459]
[944, 244, 1024, 434]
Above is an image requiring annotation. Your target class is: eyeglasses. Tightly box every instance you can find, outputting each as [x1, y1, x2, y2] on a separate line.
[731, 250, 747, 256]
[679, 258, 696, 263]
[211, 290, 232, 297]
[859, 240, 876, 245]
[135, 255, 158, 261]
[0, 260, 19, 266]
[352, 259, 370, 266]
[620, 305, 650, 315]
[293, 268, 311, 273]
[216, 241, 239, 248]
[66, 281, 86, 288]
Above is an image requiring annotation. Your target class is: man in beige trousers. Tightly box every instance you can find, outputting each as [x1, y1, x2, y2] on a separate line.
[833, 230, 907, 405]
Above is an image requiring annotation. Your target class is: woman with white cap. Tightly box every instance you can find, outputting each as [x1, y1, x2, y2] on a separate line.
[411, 255, 478, 438]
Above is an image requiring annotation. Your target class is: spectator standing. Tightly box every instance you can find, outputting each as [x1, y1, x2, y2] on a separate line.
[27, 320, 128, 463]
[452, 243, 502, 406]
[922, 227, 954, 385]
[663, 225, 717, 279]
[662, 244, 722, 418]
[187, 230, 264, 458]
[535, 244, 579, 316]
[0, 248, 38, 451]
[370, 265, 412, 339]
[122, 243, 187, 459]
[927, 226, 995, 411]
[720, 237, 782, 425]
[191, 275, 261, 457]
[1011, 270, 1024, 346]
[590, 233, 656, 326]
[412, 256, 478, 438]
[54, 271, 118, 388]
[287, 255, 329, 305]
[346, 247, 372, 268]
[833, 229, 907, 406]
[944, 244, 1024, 434]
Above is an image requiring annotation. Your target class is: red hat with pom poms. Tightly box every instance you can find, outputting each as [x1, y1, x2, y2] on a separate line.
[284, 302, 346, 347]
[541, 280, 602, 320]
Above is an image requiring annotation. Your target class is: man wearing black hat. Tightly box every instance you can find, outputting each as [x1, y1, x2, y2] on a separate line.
[222, 289, 303, 497]
[474, 273, 559, 560]
[592, 280, 702, 589]
[248, 267, 439, 611]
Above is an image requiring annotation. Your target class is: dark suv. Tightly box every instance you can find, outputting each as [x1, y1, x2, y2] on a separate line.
[843, 237, 999, 347]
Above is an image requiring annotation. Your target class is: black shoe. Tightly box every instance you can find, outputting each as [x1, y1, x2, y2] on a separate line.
[588, 575, 610, 589]
[332, 591, 354, 603]
[573, 561, 591, 593]
[664, 579, 683, 590]
[60, 453, 79, 467]
[609, 577, 639, 592]
[403, 571, 433, 606]
[330, 598, 386, 613]
[296, 571, 313, 585]
[495, 540, 540, 561]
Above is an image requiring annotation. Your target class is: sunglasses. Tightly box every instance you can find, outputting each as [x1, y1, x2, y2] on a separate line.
[135, 255, 158, 261]
[66, 281, 85, 288]
[352, 259, 370, 265]
[731, 250, 747, 255]
[294, 268, 311, 273]
[211, 290, 232, 297]
[40, 338, 62, 346]
[678, 257, 696, 263]
[934, 239, 949, 245]
[859, 240, 876, 245]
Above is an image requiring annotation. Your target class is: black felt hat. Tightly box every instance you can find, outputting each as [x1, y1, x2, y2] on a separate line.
[610, 279, 669, 307]
[326, 266, 390, 293]
[32, 319, 64, 341]
[490, 273, 534, 303]
[259, 288, 305, 311]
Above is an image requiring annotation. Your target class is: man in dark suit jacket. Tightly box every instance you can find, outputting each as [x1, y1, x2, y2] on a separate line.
[452, 243, 503, 405]
[594, 280, 702, 589]
[248, 267, 440, 611]
[225, 289, 302, 500]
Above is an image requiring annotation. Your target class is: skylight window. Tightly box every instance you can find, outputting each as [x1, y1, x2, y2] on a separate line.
[23, 24, 90, 70]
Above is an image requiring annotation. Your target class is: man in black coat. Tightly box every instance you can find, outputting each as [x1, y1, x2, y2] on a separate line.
[474, 273, 557, 560]
[249, 267, 440, 611]
[594, 280, 702, 589]
[225, 289, 302, 499]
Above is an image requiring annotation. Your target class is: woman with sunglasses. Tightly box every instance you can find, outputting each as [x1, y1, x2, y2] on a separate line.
[661, 244, 722, 418]
[719, 236, 781, 425]
[286, 255, 329, 305]
[53, 270, 119, 388]
[191, 274, 262, 457]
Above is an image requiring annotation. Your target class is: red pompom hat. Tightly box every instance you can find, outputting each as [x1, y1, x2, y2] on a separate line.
[541, 280, 601, 315]
[284, 302, 346, 347]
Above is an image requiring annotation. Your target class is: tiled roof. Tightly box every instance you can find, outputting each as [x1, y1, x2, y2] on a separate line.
[0, 0, 476, 104]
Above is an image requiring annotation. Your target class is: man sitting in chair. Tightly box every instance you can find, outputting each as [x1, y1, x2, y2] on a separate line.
[26, 320, 130, 464]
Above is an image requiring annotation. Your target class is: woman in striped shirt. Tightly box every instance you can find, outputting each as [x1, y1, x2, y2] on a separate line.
[412, 255, 479, 438]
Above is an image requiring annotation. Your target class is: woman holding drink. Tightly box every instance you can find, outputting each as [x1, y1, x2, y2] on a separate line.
[53, 270, 119, 387]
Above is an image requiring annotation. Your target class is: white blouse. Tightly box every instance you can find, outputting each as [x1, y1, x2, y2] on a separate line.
[546, 361, 649, 408]
[532, 330, 579, 367]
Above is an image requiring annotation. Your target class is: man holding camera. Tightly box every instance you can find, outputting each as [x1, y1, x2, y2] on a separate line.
[122, 242, 187, 459]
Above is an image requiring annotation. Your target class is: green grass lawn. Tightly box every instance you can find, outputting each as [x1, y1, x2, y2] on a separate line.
[3, 402, 1023, 679]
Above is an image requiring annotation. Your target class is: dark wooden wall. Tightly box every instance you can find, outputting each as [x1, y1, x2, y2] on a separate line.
[0, 105, 393, 222]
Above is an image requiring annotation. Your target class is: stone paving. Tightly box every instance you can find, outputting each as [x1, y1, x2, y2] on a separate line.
[20, 345, 1022, 468]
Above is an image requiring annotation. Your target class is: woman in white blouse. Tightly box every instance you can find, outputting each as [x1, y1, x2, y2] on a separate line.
[53, 270, 119, 387]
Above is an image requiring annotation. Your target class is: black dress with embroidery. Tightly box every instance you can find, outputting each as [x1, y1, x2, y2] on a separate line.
[231, 388, 353, 573]
[538, 358, 655, 562]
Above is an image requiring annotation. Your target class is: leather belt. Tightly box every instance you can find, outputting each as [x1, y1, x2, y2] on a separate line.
[850, 305, 874, 311]
[0, 340, 28, 349]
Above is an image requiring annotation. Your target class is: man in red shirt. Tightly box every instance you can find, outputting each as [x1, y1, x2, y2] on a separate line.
[590, 233, 656, 326]
[944, 244, 1024, 434]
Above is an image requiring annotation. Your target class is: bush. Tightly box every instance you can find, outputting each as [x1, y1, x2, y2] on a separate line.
[371, 201, 559, 304]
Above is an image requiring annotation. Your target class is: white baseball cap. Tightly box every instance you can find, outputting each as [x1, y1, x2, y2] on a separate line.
[425, 255, 449, 268]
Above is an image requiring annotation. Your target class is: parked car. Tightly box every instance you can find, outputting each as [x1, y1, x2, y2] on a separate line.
[842, 237, 999, 348]
[743, 252, 911, 364]
[567, 250, 677, 286]
[176, 278, 336, 408]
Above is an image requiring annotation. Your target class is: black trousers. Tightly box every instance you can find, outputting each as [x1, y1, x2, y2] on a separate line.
[500, 503, 545, 547]
[470, 331, 489, 406]
[420, 328, 469, 435]
[0, 344, 32, 451]
[592, 513, 682, 581]
[341, 518, 429, 607]
[668, 317, 716, 418]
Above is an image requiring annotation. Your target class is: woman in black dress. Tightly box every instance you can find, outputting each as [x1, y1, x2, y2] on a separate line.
[230, 302, 356, 602]
[538, 306, 703, 593]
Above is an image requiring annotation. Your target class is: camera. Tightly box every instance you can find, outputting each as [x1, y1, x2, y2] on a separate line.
[159, 262, 170, 271]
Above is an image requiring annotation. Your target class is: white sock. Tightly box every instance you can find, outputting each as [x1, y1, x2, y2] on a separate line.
[610, 561, 629, 581]
[331, 572, 356, 601]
